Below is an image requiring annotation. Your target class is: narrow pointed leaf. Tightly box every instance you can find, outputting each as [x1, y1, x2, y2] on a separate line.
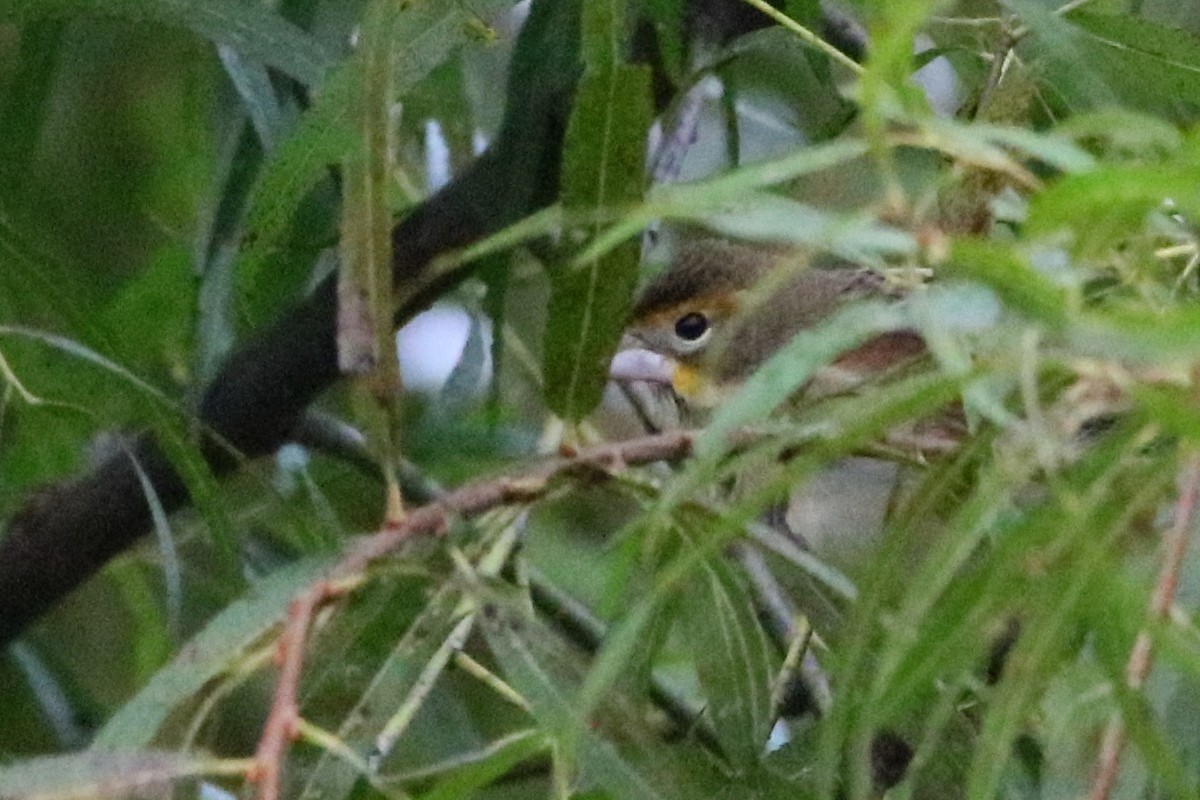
[481, 604, 667, 800]
[0, 750, 249, 800]
[684, 554, 779, 767]
[95, 557, 333, 748]
[543, 0, 652, 421]
[240, 1, 520, 305]
[0, 0, 336, 87]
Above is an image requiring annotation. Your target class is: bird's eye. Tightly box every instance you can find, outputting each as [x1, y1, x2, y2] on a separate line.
[674, 312, 709, 342]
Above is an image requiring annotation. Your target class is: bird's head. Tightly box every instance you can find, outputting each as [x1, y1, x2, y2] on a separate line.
[610, 238, 920, 409]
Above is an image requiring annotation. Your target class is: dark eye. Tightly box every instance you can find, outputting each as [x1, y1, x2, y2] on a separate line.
[674, 312, 709, 341]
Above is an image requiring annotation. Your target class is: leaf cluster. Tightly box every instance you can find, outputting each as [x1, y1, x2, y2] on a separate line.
[5, 1, 1200, 799]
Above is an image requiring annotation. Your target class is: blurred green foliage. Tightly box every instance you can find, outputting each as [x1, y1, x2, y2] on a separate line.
[5, 1, 1200, 799]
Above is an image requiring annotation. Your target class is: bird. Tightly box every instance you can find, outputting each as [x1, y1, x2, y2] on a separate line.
[609, 237, 927, 419]
[608, 236, 933, 560]
[606, 237, 937, 754]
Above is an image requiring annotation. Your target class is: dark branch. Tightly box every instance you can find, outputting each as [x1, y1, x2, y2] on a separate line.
[0, 0, 866, 646]
[0, 0, 582, 645]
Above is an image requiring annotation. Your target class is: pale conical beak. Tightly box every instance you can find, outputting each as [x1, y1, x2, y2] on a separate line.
[609, 347, 722, 406]
[608, 348, 676, 386]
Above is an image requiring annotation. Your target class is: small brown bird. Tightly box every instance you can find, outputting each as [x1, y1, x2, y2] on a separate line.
[608, 239, 956, 774]
[609, 238, 926, 410]
[608, 237, 933, 562]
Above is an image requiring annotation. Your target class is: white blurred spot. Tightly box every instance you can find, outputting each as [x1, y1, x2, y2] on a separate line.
[425, 119, 451, 191]
[200, 783, 238, 800]
[472, 129, 489, 155]
[912, 284, 1002, 332]
[276, 443, 310, 472]
[913, 34, 962, 117]
[786, 457, 899, 564]
[396, 304, 492, 395]
[767, 718, 793, 753]
[274, 444, 309, 494]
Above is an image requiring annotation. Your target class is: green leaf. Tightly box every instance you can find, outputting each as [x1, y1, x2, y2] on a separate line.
[298, 581, 473, 800]
[300, 521, 525, 800]
[0, 0, 337, 87]
[94, 557, 333, 748]
[1001, 0, 1117, 109]
[460, 138, 871, 276]
[861, 0, 938, 106]
[150, 409, 243, 565]
[0, 21, 66, 200]
[941, 239, 1071, 328]
[236, 65, 356, 295]
[683, 555, 778, 767]
[338, 0, 400, 380]
[1053, 108, 1183, 157]
[1070, 304, 1200, 364]
[636, 0, 686, 83]
[0, 326, 181, 408]
[543, 0, 652, 421]
[100, 247, 197, 373]
[193, 119, 261, 385]
[922, 119, 1098, 174]
[652, 138, 870, 214]
[1132, 385, 1200, 444]
[964, 458, 1173, 799]
[239, 0, 519, 306]
[866, 464, 1027, 724]
[1027, 161, 1200, 258]
[691, 192, 916, 261]
[481, 603, 667, 800]
[420, 729, 551, 800]
[0, 749, 249, 800]
[217, 46, 286, 150]
[1069, 11, 1200, 107]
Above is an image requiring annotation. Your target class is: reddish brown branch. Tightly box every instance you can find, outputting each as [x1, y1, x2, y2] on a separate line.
[1088, 453, 1200, 800]
[251, 581, 337, 800]
[249, 412, 966, 797]
[250, 429, 696, 800]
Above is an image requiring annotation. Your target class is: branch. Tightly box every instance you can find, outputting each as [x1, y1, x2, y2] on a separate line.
[0, 0, 867, 646]
[250, 415, 948, 796]
[250, 429, 696, 800]
[1088, 453, 1200, 800]
[0, 0, 582, 646]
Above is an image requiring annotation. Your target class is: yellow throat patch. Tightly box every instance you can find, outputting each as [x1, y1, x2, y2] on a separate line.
[671, 363, 724, 407]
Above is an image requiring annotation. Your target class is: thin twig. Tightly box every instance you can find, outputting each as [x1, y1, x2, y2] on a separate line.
[455, 651, 532, 711]
[251, 579, 343, 800]
[734, 542, 833, 716]
[294, 718, 372, 775]
[250, 429, 698, 800]
[251, 419, 961, 798]
[522, 563, 724, 754]
[377, 728, 548, 789]
[372, 613, 478, 765]
[972, 29, 1018, 120]
[737, 0, 865, 76]
[0, 347, 45, 405]
[1088, 453, 1200, 800]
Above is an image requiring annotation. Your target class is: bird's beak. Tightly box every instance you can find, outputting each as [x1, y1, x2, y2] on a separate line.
[608, 348, 676, 386]
[609, 347, 722, 406]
